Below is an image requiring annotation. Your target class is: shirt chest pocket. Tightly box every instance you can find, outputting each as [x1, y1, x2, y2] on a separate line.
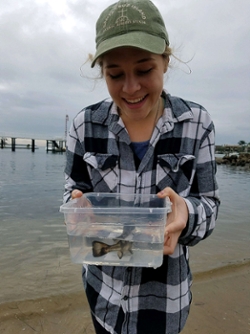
[83, 153, 118, 192]
[156, 154, 195, 195]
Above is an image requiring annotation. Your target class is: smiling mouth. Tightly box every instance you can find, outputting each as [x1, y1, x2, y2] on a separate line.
[125, 95, 147, 104]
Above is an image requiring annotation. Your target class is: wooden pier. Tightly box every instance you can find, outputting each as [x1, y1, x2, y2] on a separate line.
[0, 136, 66, 153]
[46, 139, 66, 153]
[1, 115, 69, 153]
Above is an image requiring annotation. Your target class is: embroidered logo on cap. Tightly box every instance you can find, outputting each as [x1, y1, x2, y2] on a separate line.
[103, 4, 146, 33]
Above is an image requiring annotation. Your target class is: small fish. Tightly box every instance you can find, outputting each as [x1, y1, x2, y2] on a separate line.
[92, 240, 133, 259]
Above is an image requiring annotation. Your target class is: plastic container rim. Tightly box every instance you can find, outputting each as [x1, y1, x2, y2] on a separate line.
[60, 192, 171, 214]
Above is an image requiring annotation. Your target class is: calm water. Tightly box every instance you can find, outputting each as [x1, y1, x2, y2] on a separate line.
[0, 149, 250, 304]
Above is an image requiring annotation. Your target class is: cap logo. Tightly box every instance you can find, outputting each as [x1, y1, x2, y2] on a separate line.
[92, 0, 169, 67]
[103, 4, 146, 33]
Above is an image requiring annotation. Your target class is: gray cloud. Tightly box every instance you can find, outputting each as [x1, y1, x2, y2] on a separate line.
[0, 0, 249, 145]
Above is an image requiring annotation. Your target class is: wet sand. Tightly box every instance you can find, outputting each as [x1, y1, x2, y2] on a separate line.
[0, 262, 249, 334]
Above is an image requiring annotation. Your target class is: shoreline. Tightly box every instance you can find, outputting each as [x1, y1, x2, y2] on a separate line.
[215, 154, 250, 169]
[1, 262, 249, 334]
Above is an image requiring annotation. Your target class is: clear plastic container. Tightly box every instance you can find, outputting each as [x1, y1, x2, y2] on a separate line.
[60, 193, 171, 268]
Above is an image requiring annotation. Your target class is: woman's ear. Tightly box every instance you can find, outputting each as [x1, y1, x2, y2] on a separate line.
[163, 57, 169, 73]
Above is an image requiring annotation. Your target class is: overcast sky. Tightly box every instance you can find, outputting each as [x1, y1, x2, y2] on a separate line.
[1, 0, 250, 145]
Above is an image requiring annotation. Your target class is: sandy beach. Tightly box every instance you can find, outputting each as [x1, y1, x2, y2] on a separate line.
[0, 262, 249, 334]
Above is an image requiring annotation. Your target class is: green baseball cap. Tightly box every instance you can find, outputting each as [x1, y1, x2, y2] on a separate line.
[91, 0, 169, 67]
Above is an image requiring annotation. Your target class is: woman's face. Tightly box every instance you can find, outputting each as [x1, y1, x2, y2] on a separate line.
[102, 47, 168, 122]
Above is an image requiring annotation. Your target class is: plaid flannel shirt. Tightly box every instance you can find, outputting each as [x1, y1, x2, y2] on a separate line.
[64, 90, 220, 334]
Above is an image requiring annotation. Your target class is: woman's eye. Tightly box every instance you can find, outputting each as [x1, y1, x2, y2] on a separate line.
[108, 68, 152, 79]
[109, 73, 123, 79]
[138, 68, 152, 75]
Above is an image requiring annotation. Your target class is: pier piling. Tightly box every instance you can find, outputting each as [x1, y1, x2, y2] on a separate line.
[31, 139, 35, 152]
[11, 138, 16, 152]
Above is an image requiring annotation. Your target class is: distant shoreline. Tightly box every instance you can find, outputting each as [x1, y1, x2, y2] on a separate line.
[216, 153, 250, 169]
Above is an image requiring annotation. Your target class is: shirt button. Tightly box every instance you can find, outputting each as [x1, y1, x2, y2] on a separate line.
[123, 296, 128, 301]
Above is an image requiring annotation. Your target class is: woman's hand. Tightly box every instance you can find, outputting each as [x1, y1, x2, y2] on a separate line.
[71, 189, 83, 199]
[157, 187, 188, 255]
[63, 190, 84, 225]
[70, 190, 95, 224]
[71, 189, 92, 208]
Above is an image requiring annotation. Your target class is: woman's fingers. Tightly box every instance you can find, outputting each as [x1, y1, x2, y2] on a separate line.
[158, 187, 188, 255]
[71, 189, 83, 199]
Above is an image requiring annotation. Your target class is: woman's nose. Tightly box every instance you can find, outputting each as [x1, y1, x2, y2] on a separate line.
[122, 75, 141, 94]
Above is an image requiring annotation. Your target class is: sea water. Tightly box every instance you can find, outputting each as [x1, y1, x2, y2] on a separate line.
[64, 214, 166, 267]
[0, 149, 250, 303]
[60, 193, 169, 267]
[68, 235, 164, 268]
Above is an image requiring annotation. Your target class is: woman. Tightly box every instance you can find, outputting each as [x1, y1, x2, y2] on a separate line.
[64, 0, 220, 333]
